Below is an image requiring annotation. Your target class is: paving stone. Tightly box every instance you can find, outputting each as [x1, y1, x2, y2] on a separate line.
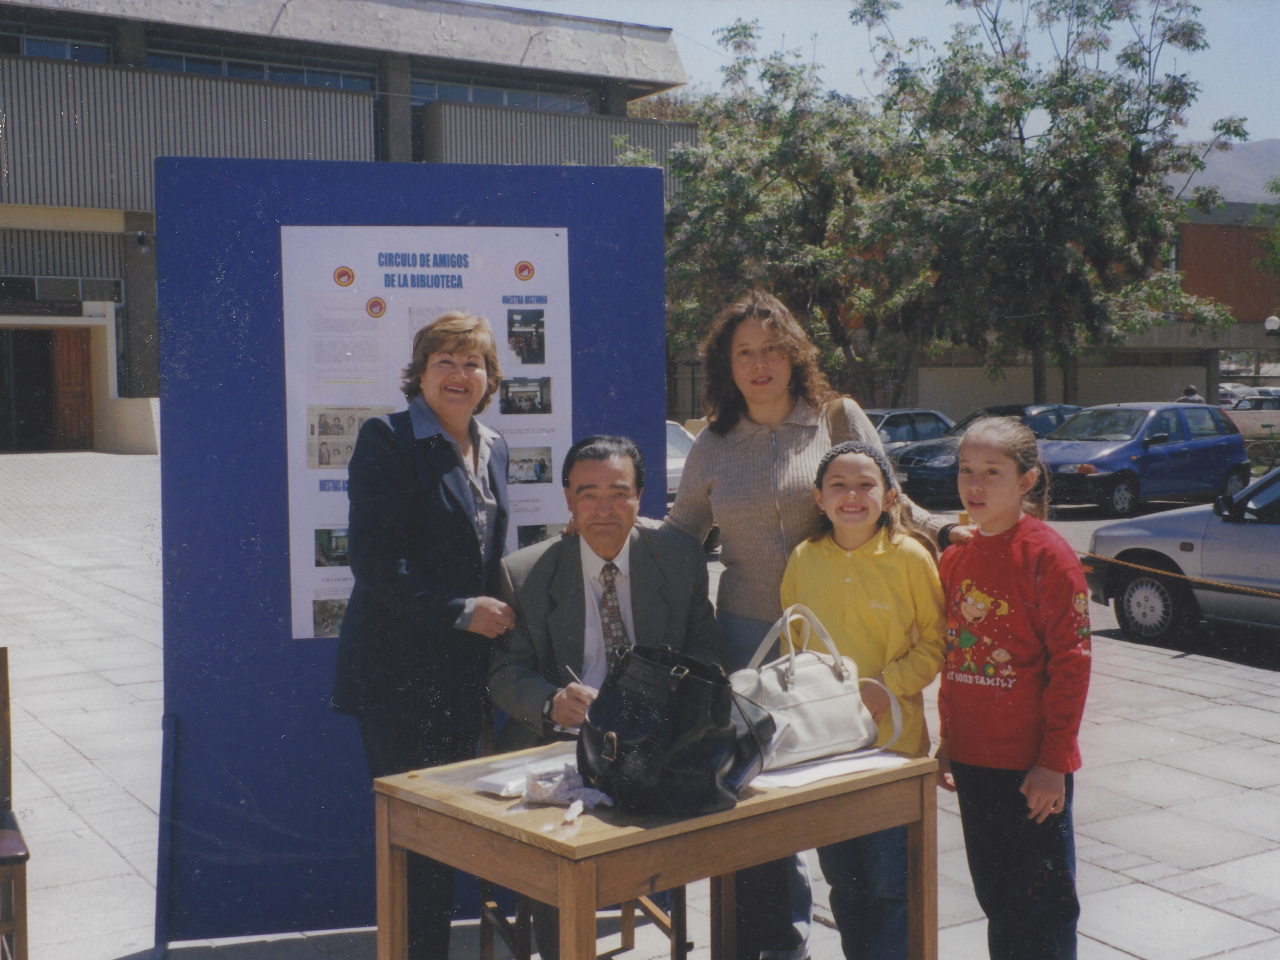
[1172, 790, 1280, 843]
[1069, 781, 1158, 824]
[1080, 808, 1279, 870]
[1077, 884, 1273, 960]
[1076, 720, 1215, 760]
[1191, 848, 1280, 902]
[1086, 758, 1247, 807]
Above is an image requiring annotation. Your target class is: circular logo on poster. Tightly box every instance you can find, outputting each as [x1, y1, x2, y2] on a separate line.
[333, 266, 355, 286]
[366, 297, 387, 318]
[514, 261, 535, 281]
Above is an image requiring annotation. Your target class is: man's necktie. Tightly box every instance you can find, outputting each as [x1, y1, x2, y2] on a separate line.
[600, 561, 630, 664]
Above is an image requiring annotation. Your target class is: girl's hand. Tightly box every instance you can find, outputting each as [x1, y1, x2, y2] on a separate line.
[860, 673, 889, 722]
[467, 597, 515, 638]
[948, 525, 976, 546]
[1020, 765, 1066, 823]
[934, 744, 956, 792]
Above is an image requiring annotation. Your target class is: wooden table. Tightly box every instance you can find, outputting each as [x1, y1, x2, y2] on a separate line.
[375, 743, 938, 960]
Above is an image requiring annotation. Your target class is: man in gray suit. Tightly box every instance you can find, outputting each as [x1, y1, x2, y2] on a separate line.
[489, 434, 722, 752]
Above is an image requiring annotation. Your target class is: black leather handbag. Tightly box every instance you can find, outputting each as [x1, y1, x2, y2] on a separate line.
[578, 645, 758, 818]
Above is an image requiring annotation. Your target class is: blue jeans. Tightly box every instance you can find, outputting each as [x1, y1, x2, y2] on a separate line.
[951, 761, 1079, 960]
[817, 827, 908, 960]
[719, 609, 812, 959]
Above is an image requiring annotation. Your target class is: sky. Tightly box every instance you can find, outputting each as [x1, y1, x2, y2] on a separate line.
[491, 0, 1280, 143]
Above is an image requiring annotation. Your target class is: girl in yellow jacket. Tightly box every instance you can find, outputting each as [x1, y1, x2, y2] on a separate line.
[780, 440, 946, 960]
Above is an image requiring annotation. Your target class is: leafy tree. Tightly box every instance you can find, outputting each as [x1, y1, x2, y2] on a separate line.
[1257, 177, 1280, 284]
[847, 0, 1244, 402]
[651, 2, 1244, 407]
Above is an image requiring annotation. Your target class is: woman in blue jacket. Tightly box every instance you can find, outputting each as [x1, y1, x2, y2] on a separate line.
[331, 312, 513, 960]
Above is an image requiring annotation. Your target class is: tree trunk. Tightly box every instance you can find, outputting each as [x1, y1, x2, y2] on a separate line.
[1032, 342, 1048, 405]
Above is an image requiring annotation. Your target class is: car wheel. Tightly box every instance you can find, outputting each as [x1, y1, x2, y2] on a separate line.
[1104, 477, 1137, 516]
[1221, 470, 1249, 499]
[1114, 569, 1191, 644]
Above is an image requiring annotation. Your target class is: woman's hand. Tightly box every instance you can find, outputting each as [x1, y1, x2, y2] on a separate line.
[934, 741, 956, 792]
[467, 597, 515, 638]
[1020, 764, 1066, 823]
[948, 525, 976, 546]
[860, 673, 890, 723]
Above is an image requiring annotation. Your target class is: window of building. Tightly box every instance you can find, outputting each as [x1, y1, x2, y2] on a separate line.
[0, 21, 111, 62]
[410, 74, 594, 114]
[145, 42, 378, 94]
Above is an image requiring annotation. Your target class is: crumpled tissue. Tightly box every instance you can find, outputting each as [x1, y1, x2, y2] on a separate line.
[523, 764, 612, 819]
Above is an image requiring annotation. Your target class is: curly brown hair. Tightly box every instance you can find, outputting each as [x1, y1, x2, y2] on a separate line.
[701, 291, 838, 436]
[401, 312, 502, 413]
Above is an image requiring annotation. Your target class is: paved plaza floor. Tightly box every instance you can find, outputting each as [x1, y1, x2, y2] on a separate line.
[5, 451, 1280, 960]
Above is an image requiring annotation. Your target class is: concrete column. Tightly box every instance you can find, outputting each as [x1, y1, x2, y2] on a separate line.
[123, 211, 158, 397]
[379, 55, 412, 162]
[602, 80, 629, 117]
[1205, 348, 1220, 404]
[114, 20, 146, 68]
[1062, 357, 1079, 405]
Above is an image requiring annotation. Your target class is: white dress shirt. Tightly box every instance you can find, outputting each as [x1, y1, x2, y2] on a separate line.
[579, 534, 635, 689]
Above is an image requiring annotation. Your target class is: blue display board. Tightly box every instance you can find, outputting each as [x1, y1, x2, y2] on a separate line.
[155, 159, 667, 942]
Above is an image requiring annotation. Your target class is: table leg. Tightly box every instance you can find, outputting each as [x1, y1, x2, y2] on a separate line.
[906, 775, 938, 960]
[709, 874, 736, 960]
[558, 859, 597, 960]
[670, 886, 688, 960]
[620, 901, 636, 950]
[376, 794, 408, 960]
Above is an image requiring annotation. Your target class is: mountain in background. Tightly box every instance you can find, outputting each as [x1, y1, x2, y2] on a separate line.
[1170, 139, 1280, 204]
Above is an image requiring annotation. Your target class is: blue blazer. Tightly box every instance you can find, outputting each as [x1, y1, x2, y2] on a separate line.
[331, 406, 509, 731]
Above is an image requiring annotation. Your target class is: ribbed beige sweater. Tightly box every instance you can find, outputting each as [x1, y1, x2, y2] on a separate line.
[666, 398, 945, 623]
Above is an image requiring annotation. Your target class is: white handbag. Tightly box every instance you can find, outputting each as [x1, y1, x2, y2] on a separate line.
[729, 604, 902, 771]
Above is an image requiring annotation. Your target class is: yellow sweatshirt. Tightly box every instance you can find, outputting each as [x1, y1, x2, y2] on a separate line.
[779, 528, 946, 758]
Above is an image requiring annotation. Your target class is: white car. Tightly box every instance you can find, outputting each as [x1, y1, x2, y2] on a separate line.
[667, 420, 697, 504]
[1085, 468, 1280, 642]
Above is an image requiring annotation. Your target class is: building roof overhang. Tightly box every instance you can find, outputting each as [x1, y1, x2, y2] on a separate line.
[5, 0, 687, 95]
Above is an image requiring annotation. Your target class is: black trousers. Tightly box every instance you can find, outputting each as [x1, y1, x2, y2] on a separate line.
[358, 714, 481, 960]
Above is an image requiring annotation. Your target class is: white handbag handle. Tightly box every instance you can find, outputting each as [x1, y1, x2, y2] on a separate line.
[749, 605, 904, 753]
[748, 605, 847, 680]
[857, 678, 903, 752]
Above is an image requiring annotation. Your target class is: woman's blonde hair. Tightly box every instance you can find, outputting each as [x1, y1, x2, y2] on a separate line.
[401, 312, 502, 413]
[959, 417, 1051, 520]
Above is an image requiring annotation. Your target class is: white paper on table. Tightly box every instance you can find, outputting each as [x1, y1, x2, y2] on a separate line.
[474, 753, 578, 797]
[752, 751, 910, 789]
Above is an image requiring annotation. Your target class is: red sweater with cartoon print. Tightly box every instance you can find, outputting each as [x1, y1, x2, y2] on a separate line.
[937, 516, 1091, 774]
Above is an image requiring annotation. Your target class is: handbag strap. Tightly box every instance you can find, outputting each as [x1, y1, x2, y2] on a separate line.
[747, 605, 849, 682]
[856, 678, 903, 752]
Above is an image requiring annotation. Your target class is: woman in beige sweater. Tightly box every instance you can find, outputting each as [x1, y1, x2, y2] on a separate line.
[666, 290, 967, 960]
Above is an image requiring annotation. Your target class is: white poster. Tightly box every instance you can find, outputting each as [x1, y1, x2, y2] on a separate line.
[281, 226, 573, 639]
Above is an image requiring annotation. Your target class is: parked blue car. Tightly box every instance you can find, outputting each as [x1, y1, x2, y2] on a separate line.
[892, 404, 1081, 501]
[1039, 402, 1253, 516]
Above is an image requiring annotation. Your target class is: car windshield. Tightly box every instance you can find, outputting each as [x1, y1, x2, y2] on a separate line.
[666, 422, 694, 458]
[945, 407, 1026, 436]
[866, 413, 886, 428]
[1047, 409, 1148, 441]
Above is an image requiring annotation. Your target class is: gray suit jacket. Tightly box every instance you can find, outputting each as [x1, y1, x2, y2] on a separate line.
[488, 524, 723, 751]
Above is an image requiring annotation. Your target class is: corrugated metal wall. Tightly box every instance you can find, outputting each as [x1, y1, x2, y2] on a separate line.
[423, 101, 697, 195]
[0, 55, 375, 211]
[0, 228, 123, 278]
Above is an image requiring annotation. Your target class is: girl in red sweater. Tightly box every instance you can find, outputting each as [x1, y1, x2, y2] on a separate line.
[936, 417, 1091, 960]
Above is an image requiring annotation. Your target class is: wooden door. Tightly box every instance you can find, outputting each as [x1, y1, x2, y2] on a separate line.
[52, 328, 93, 450]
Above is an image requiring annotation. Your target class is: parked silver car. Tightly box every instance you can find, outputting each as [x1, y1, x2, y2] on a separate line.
[1084, 468, 1280, 642]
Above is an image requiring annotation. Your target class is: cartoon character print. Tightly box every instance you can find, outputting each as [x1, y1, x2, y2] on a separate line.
[985, 647, 1016, 679]
[1072, 591, 1091, 640]
[952, 580, 1010, 674]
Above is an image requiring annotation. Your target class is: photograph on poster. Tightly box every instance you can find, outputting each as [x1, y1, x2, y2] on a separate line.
[314, 528, 349, 567]
[517, 523, 567, 549]
[307, 405, 394, 468]
[507, 309, 545, 364]
[313, 598, 347, 638]
[508, 447, 552, 485]
[499, 377, 552, 414]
